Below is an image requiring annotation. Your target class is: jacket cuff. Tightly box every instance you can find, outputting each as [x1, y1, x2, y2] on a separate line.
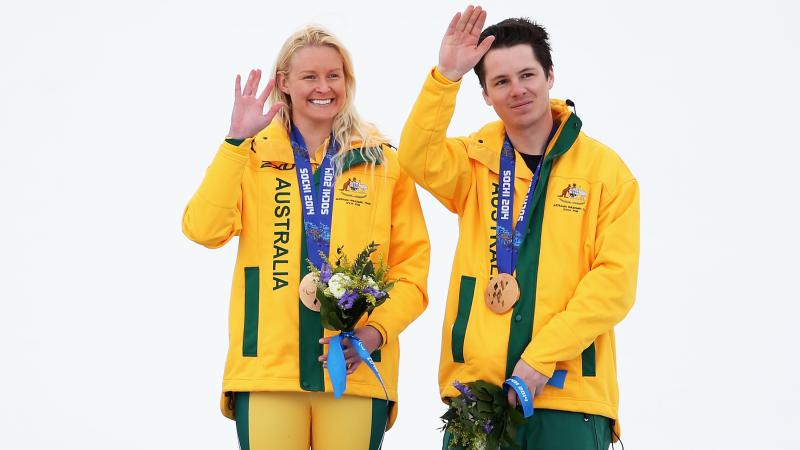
[224, 137, 247, 146]
[520, 354, 556, 379]
[431, 66, 461, 85]
[220, 138, 253, 160]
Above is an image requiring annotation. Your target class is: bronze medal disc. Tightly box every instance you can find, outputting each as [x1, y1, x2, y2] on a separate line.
[299, 273, 321, 312]
[484, 273, 520, 314]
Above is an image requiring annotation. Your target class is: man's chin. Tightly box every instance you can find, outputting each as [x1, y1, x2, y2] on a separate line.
[500, 116, 532, 130]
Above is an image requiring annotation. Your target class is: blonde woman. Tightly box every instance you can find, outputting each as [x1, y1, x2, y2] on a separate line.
[183, 26, 430, 450]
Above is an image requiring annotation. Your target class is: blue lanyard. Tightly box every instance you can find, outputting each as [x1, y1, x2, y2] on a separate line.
[495, 124, 558, 274]
[327, 332, 388, 401]
[503, 370, 567, 418]
[290, 125, 339, 269]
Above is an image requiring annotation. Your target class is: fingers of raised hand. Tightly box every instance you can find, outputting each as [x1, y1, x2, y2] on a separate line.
[234, 74, 242, 97]
[474, 8, 488, 35]
[243, 69, 262, 97]
[257, 78, 275, 104]
[263, 102, 285, 125]
[464, 6, 483, 35]
[477, 34, 495, 55]
[241, 70, 254, 96]
[445, 12, 461, 37]
[247, 70, 259, 96]
[456, 5, 475, 33]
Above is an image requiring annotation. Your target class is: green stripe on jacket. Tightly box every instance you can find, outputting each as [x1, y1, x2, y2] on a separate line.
[505, 114, 582, 377]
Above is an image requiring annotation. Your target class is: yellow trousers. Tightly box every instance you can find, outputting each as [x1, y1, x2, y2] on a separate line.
[234, 391, 389, 450]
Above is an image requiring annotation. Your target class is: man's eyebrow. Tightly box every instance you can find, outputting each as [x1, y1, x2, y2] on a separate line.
[489, 67, 538, 83]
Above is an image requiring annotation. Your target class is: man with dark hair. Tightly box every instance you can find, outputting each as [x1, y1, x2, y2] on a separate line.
[399, 6, 639, 449]
[473, 17, 553, 91]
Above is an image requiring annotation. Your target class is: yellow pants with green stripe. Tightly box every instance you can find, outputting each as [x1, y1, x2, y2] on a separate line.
[234, 391, 389, 450]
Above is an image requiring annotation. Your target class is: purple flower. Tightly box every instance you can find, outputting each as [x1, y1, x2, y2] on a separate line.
[453, 380, 476, 401]
[337, 290, 358, 310]
[483, 420, 494, 434]
[320, 264, 332, 283]
[362, 286, 386, 299]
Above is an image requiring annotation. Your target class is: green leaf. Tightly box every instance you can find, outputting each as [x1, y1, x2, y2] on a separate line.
[441, 408, 458, 421]
[477, 402, 493, 415]
[363, 260, 375, 277]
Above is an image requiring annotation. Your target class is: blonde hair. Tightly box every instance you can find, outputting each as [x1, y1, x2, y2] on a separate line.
[269, 25, 387, 172]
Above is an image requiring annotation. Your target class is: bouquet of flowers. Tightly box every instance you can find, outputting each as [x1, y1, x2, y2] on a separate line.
[441, 380, 525, 450]
[308, 241, 395, 332]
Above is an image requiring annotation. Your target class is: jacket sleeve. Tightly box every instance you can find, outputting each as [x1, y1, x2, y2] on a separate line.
[398, 68, 474, 214]
[182, 140, 252, 249]
[521, 177, 640, 377]
[366, 163, 431, 348]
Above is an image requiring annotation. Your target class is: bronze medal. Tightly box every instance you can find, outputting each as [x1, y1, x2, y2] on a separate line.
[484, 273, 520, 314]
[299, 272, 321, 312]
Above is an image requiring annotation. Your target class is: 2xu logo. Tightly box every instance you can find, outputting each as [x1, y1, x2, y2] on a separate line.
[261, 161, 296, 170]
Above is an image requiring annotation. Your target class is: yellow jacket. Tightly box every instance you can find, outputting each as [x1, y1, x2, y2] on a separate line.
[183, 121, 430, 427]
[399, 69, 639, 433]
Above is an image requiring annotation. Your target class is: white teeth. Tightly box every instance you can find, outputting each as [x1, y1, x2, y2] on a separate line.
[310, 99, 333, 105]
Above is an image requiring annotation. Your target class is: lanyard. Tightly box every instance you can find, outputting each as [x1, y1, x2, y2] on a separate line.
[495, 124, 558, 274]
[290, 125, 339, 269]
[327, 331, 389, 401]
[503, 370, 567, 418]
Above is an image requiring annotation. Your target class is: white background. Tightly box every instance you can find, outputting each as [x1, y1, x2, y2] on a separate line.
[1, 0, 798, 448]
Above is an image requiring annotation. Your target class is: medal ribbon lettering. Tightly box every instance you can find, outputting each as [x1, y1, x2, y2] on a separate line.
[495, 124, 557, 274]
[290, 124, 339, 269]
[503, 370, 567, 418]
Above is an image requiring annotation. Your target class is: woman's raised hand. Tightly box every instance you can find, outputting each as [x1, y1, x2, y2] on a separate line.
[227, 69, 286, 139]
[437, 5, 495, 82]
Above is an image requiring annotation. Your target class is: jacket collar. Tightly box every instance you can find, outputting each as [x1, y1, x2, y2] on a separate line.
[468, 99, 582, 178]
[254, 121, 381, 172]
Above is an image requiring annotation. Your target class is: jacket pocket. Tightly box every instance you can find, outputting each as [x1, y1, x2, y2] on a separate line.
[243, 267, 260, 357]
[451, 275, 476, 363]
[581, 342, 596, 376]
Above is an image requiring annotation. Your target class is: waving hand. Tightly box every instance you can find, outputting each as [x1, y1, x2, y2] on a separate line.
[227, 69, 286, 139]
[437, 5, 495, 82]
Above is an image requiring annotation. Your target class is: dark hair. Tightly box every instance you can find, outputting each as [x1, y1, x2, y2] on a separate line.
[474, 18, 553, 89]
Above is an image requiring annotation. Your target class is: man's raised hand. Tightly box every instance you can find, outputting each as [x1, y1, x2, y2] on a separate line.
[437, 5, 495, 82]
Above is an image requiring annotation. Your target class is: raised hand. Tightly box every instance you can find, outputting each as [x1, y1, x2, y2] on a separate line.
[227, 69, 285, 139]
[437, 5, 495, 82]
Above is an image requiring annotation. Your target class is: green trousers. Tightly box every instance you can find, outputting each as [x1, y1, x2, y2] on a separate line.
[443, 409, 612, 450]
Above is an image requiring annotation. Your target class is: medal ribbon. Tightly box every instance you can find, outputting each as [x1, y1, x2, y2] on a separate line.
[495, 124, 558, 274]
[290, 125, 339, 269]
[503, 370, 567, 418]
[327, 331, 389, 401]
